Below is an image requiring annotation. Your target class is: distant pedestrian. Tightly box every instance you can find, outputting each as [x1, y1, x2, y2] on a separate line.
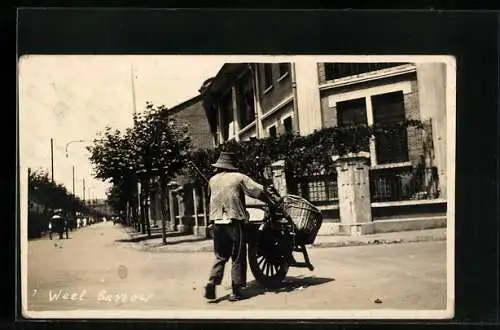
[204, 152, 275, 302]
[49, 209, 68, 239]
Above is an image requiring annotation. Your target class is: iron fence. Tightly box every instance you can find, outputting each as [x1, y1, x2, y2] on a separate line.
[369, 165, 440, 203]
[287, 167, 338, 203]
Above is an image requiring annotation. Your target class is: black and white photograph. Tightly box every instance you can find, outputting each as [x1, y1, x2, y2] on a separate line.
[19, 55, 455, 319]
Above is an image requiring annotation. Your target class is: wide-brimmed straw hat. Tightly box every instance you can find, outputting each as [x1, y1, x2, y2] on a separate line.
[211, 152, 238, 171]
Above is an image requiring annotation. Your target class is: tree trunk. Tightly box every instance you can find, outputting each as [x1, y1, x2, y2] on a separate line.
[135, 206, 140, 231]
[144, 194, 149, 235]
[137, 182, 145, 234]
[130, 204, 134, 229]
[159, 176, 168, 245]
[140, 195, 146, 234]
[139, 183, 148, 236]
[144, 182, 151, 237]
[132, 203, 140, 232]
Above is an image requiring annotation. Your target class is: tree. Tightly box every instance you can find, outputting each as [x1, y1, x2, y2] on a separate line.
[28, 168, 93, 238]
[129, 103, 192, 240]
[87, 102, 192, 242]
[87, 126, 140, 230]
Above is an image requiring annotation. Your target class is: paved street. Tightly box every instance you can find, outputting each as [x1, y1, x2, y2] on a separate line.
[27, 221, 447, 314]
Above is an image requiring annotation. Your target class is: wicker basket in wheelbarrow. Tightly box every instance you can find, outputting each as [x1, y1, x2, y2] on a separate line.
[282, 195, 323, 245]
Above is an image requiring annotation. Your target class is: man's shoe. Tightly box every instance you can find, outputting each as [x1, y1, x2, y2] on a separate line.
[204, 282, 216, 300]
[228, 286, 244, 302]
[228, 293, 243, 302]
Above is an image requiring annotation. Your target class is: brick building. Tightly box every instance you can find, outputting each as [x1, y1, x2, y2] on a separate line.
[199, 61, 448, 233]
[165, 95, 214, 150]
[149, 95, 213, 235]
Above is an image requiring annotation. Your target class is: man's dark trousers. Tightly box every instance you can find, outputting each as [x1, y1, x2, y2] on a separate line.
[208, 221, 247, 288]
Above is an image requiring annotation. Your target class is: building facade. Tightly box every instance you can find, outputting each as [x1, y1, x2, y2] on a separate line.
[199, 61, 448, 228]
[199, 63, 297, 144]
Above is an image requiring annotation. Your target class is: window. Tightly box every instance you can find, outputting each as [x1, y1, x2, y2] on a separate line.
[220, 91, 233, 141]
[237, 72, 256, 128]
[371, 91, 408, 164]
[335, 92, 409, 163]
[337, 98, 368, 126]
[278, 63, 290, 78]
[263, 64, 273, 90]
[336, 97, 370, 152]
[324, 63, 335, 82]
[324, 63, 408, 81]
[283, 116, 293, 133]
[268, 125, 277, 138]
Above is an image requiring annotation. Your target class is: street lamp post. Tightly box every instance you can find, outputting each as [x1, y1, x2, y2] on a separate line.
[65, 140, 85, 158]
[50, 138, 54, 182]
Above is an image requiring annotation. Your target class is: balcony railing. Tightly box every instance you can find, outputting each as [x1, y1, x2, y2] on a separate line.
[324, 63, 409, 81]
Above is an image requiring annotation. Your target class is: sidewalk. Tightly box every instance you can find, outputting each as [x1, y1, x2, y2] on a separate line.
[115, 225, 447, 253]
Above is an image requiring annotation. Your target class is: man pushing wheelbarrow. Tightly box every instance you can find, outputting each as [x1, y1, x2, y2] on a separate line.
[203, 151, 277, 302]
[197, 151, 323, 302]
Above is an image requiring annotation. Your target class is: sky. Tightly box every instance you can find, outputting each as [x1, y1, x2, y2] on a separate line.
[19, 55, 226, 200]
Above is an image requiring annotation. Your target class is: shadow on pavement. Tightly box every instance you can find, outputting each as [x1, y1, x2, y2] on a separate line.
[30, 234, 73, 241]
[116, 234, 163, 242]
[116, 231, 205, 243]
[209, 276, 334, 303]
[160, 238, 207, 245]
[50, 237, 72, 241]
[116, 232, 189, 243]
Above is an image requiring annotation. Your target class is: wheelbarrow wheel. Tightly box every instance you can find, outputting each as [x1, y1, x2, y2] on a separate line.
[248, 241, 289, 289]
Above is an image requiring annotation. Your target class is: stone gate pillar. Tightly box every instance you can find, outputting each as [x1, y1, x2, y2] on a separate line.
[175, 186, 189, 233]
[333, 152, 374, 236]
[166, 182, 179, 231]
[193, 184, 207, 238]
[271, 160, 288, 196]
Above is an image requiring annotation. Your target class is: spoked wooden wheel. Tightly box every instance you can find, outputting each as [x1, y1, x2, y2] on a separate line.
[248, 241, 289, 288]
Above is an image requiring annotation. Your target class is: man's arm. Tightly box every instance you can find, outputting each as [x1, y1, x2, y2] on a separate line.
[240, 175, 277, 206]
[206, 182, 214, 228]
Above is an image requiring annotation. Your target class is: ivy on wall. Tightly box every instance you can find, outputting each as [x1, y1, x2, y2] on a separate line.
[186, 120, 426, 188]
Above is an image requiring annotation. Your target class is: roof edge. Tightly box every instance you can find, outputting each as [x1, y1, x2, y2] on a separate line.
[160, 94, 204, 117]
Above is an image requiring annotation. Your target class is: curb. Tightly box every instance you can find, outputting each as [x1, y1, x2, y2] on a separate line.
[310, 234, 446, 249]
[115, 233, 446, 253]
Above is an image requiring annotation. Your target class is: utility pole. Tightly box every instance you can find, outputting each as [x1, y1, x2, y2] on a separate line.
[50, 138, 54, 182]
[83, 178, 86, 203]
[28, 167, 31, 192]
[65, 139, 86, 198]
[131, 63, 142, 232]
[291, 62, 300, 135]
[131, 63, 138, 121]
